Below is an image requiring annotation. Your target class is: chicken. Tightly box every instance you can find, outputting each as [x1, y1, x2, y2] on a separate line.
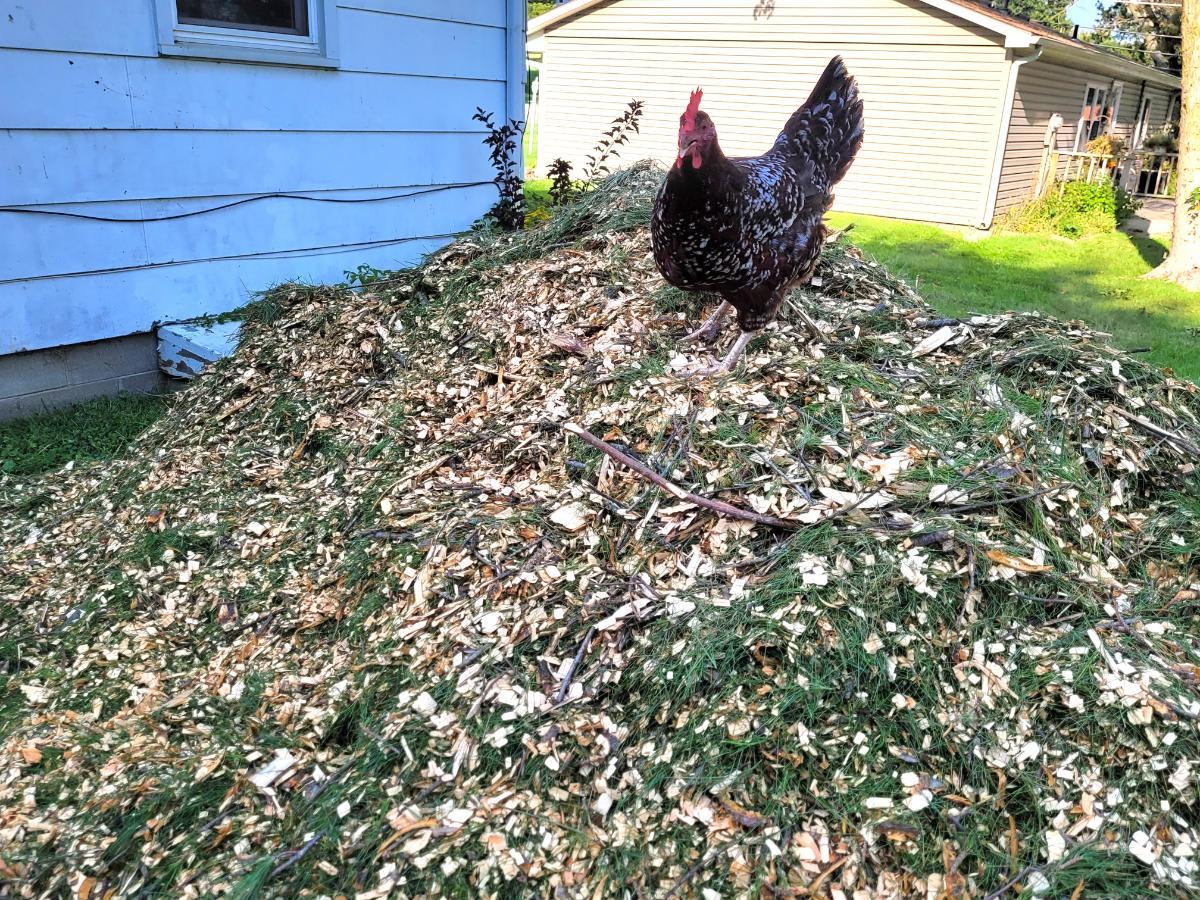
[650, 56, 864, 375]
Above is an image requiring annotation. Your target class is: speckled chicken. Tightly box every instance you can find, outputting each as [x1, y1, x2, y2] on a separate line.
[650, 57, 864, 375]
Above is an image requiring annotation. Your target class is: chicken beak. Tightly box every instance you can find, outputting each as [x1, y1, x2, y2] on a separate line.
[676, 138, 699, 168]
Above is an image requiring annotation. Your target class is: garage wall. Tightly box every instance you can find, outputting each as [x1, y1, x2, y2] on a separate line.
[537, 0, 1012, 226]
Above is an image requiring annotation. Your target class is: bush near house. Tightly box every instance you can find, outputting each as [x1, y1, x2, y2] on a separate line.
[998, 180, 1142, 238]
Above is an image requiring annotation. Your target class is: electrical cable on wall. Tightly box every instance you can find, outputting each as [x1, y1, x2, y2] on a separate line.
[0, 232, 466, 287]
[0, 180, 497, 224]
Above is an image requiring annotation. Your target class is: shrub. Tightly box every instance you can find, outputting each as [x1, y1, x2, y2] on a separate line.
[547, 158, 576, 206]
[1115, 186, 1142, 224]
[581, 99, 645, 182]
[473, 108, 525, 231]
[532, 100, 645, 216]
[998, 180, 1131, 238]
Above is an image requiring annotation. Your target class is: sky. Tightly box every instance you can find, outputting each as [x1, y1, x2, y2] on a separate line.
[1066, 0, 1103, 28]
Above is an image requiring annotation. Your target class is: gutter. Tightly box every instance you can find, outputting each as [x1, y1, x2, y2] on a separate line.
[980, 43, 1043, 230]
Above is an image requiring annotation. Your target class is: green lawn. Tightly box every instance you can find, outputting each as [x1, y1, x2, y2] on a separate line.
[0, 392, 170, 478]
[827, 212, 1200, 382]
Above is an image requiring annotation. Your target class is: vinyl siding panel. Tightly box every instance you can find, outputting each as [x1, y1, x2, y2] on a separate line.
[0, 0, 517, 355]
[537, 0, 1011, 226]
[995, 60, 1179, 212]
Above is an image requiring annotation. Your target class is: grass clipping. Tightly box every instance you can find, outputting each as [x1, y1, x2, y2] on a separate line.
[2, 163, 1200, 899]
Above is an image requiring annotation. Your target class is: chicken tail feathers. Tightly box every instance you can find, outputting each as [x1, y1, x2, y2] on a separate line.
[776, 56, 864, 190]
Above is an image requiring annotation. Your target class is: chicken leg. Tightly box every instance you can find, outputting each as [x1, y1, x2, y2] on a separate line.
[684, 329, 759, 378]
[681, 301, 732, 345]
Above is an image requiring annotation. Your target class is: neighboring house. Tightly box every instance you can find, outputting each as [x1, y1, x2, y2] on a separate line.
[529, 0, 1179, 228]
[0, 0, 526, 419]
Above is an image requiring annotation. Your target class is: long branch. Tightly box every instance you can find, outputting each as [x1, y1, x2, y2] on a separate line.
[1110, 405, 1200, 458]
[562, 423, 798, 530]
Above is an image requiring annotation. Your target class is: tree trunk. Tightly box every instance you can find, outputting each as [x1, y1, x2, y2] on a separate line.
[1148, 0, 1200, 288]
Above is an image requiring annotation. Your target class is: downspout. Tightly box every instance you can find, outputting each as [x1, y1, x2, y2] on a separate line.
[506, 0, 528, 178]
[980, 43, 1043, 229]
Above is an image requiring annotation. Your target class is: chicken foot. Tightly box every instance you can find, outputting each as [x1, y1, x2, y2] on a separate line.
[681, 301, 732, 345]
[796, 308, 823, 341]
[684, 329, 760, 378]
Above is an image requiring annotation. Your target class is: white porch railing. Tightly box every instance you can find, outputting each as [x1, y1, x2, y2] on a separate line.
[1047, 151, 1177, 199]
[1059, 151, 1117, 186]
[1128, 153, 1177, 199]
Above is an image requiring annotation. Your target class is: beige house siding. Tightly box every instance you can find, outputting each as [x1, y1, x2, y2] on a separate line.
[995, 60, 1178, 212]
[538, 0, 1012, 226]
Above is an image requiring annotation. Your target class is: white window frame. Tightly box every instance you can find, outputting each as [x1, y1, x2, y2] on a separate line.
[1132, 97, 1154, 149]
[1074, 81, 1118, 152]
[154, 0, 339, 68]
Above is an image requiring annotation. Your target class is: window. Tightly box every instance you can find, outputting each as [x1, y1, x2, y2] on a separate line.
[177, 1, 309, 35]
[154, 0, 338, 67]
[1074, 82, 1121, 152]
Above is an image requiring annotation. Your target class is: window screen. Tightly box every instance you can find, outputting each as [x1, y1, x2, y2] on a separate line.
[176, 0, 309, 35]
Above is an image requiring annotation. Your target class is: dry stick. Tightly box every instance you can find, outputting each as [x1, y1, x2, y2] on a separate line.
[807, 855, 850, 896]
[663, 839, 740, 900]
[555, 625, 597, 704]
[983, 840, 1100, 900]
[943, 484, 1066, 516]
[356, 529, 415, 542]
[562, 423, 799, 530]
[1110, 405, 1200, 458]
[269, 829, 327, 879]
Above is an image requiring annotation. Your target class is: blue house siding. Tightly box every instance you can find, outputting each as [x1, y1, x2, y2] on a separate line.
[0, 0, 524, 357]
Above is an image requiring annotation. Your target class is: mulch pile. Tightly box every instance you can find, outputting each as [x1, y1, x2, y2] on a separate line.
[2, 163, 1199, 898]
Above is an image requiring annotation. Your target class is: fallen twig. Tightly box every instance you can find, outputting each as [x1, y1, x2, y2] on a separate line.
[1109, 405, 1200, 458]
[562, 423, 800, 529]
[663, 839, 740, 900]
[269, 829, 326, 879]
[356, 529, 415, 542]
[555, 626, 596, 704]
[806, 855, 850, 896]
[943, 484, 1065, 515]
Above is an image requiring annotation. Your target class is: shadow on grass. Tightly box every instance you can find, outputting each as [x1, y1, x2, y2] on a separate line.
[1129, 233, 1168, 269]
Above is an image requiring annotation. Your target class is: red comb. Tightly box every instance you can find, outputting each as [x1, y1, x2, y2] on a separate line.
[683, 87, 703, 127]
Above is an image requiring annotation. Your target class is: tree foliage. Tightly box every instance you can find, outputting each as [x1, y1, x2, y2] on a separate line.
[1092, 1, 1183, 74]
[992, 0, 1073, 35]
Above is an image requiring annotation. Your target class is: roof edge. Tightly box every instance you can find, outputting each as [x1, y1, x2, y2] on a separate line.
[1040, 40, 1181, 88]
[527, 0, 605, 37]
[920, 0, 1036, 46]
[528, 0, 1179, 89]
[527, 0, 1035, 42]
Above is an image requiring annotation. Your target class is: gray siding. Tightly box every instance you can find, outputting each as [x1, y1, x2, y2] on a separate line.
[996, 59, 1178, 212]
[537, 0, 1011, 227]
